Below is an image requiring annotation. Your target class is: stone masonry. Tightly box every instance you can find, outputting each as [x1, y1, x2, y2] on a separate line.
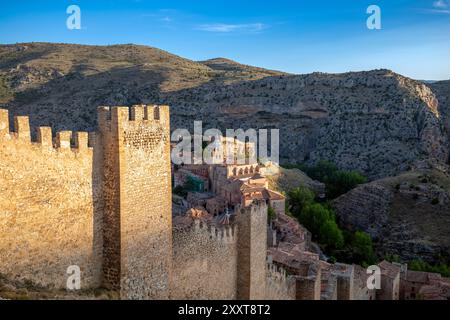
[0, 105, 279, 300]
[98, 105, 172, 299]
[1, 105, 448, 300]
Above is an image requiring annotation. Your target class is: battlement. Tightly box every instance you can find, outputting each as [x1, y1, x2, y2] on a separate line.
[173, 218, 238, 244]
[194, 219, 238, 244]
[266, 261, 296, 299]
[267, 261, 289, 282]
[0, 109, 100, 290]
[237, 199, 268, 217]
[98, 105, 170, 133]
[0, 109, 92, 155]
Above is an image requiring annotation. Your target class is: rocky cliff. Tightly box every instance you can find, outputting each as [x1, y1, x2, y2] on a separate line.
[332, 161, 450, 263]
[431, 80, 450, 154]
[0, 43, 448, 179]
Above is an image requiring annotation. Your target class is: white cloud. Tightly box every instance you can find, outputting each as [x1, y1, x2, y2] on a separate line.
[421, 1, 450, 14]
[196, 23, 267, 33]
[425, 8, 450, 14]
[433, 0, 450, 8]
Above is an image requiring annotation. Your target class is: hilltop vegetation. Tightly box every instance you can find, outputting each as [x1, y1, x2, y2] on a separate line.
[333, 163, 450, 264]
[284, 160, 367, 199]
[287, 186, 376, 266]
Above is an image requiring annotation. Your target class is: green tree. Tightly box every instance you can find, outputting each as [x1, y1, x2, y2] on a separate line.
[288, 186, 315, 217]
[298, 203, 327, 235]
[307, 160, 338, 182]
[283, 160, 366, 200]
[327, 170, 367, 199]
[319, 219, 344, 250]
[351, 231, 376, 265]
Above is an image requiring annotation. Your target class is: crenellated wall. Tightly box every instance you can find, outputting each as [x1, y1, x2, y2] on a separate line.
[0, 105, 281, 300]
[0, 109, 103, 289]
[236, 201, 268, 300]
[265, 263, 296, 300]
[171, 219, 238, 299]
[98, 105, 172, 299]
[0, 104, 172, 297]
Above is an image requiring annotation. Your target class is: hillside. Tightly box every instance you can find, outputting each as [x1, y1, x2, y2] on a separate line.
[431, 80, 450, 150]
[266, 166, 325, 195]
[333, 161, 450, 264]
[0, 42, 448, 179]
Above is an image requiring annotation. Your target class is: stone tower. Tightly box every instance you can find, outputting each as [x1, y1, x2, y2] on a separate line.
[98, 105, 172, 299]
[236, 200, 268, 299]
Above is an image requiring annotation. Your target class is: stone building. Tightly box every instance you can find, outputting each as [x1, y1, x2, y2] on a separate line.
[399, 264, 450, 300]
[174, 150, 286, 217]
[377, 261, 401, 300]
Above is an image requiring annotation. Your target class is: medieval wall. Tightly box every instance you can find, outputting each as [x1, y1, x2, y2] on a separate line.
[171, 220, 238, 299]
[265, 263, 296, 300]
[99, 105, 173, 299]
[0, 109, 102, 289]
[236, 201, 268, 300]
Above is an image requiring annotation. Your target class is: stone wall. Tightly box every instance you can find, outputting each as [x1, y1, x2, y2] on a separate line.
[236, 201, 268, 299]
[265, 263, 296, 300]
[99, 105, 172, 299]
[171, 220, 238, 299]
[0, 105, 295, 300]
[0, 109, 102, 289]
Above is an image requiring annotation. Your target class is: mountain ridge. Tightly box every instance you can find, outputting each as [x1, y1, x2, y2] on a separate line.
[0, 42, 449, 180]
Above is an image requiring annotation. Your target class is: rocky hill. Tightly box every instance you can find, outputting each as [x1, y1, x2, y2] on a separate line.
[332, 161, 450, 264]
[266, 166, 325, 195]
[431, 80, 450, 149]
[0, 42, 448, 179]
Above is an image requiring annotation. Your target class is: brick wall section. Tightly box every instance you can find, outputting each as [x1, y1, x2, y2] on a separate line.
[0, 109, 102, 289]
[171, 220, 238, 299]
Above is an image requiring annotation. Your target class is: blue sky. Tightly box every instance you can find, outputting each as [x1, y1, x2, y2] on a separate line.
[1, 0, 450, 80]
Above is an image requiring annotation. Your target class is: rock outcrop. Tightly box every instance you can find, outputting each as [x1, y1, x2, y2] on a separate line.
[332, 163, 450, 263]
[430, 80, 450, 155]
